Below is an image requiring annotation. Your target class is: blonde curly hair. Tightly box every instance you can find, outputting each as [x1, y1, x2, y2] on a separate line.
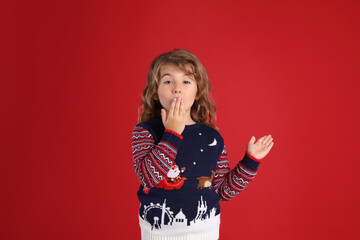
[138, 49, 217, 129]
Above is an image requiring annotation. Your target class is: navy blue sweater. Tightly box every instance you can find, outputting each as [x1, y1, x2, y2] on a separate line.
[131, 117, 260, 234]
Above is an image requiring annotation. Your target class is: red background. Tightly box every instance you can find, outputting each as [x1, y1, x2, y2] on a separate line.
[1, 0, 360, 239]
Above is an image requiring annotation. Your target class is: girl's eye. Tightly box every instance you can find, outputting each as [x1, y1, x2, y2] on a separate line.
[162, 80, 191, 84]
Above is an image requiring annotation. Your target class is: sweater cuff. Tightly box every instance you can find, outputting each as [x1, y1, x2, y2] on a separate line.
[246, 151, 261, 162]
[164, 129, 183, 140]
[161, 129, 183, 150]
[240, 152, 261, 172]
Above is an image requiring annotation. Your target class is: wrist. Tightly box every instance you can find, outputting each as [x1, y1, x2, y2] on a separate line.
[246, 151, 262, 162]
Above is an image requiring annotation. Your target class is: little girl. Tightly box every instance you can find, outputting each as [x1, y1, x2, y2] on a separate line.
[131, 49, 274, 240]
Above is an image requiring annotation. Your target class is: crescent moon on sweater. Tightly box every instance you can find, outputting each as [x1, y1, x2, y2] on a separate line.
[208, 138, 217, 146]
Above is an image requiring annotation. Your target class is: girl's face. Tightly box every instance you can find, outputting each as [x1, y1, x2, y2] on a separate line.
[157, 65, 198, 115]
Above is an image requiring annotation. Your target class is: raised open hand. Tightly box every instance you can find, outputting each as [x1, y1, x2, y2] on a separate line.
[247, 135, 274, 160]
[161, 97, 186, 135]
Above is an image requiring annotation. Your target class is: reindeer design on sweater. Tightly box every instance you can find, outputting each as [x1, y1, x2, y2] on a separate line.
[197, 170, 216, 189]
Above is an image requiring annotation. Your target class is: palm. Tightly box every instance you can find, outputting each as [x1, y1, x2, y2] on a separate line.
[247, 135, 274, 160]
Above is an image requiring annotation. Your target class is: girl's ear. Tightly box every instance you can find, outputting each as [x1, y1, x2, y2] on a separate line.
[153, 94, 159, 100]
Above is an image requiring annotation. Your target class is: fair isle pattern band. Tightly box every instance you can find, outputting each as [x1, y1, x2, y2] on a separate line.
[132, 126, 178, 189]
[213, 145, 257, 202]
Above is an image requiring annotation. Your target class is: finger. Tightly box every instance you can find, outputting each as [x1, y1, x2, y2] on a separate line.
[169, 98, 176, 117]
[265, 137, 273, 147]
[174, 97, 181, 117]
[249, 136, 256, 144]
[257, 135, 267, 143]
[262, 135, 271, 145]
[261, 135, 272, 144]
[267, 141, 274, 150]
[179, 98, 185, 116]
[161, 109, 167, 124]
[178, 98, 185, 117]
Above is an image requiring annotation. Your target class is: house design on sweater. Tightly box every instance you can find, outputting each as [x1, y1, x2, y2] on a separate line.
[141, 196, 217, 231]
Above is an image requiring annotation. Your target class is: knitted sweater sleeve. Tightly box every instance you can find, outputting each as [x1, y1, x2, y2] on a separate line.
[131, 125, 183, 190]
[213, 144, 261, 202]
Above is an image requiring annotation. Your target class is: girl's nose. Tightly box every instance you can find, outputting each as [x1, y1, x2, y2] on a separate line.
[173, 83, 182, 94]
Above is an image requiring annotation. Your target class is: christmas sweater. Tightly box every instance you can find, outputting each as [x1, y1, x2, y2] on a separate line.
[131, 117, 261, 239]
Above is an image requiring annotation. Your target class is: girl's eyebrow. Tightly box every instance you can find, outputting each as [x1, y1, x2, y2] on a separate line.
[160, 73, 171, 78]
[160, 72, 191, 79]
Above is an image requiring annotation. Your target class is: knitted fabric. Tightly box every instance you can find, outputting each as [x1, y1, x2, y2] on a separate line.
[131, 117, 260, 239]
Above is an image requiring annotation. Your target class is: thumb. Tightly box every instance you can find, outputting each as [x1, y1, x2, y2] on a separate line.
[161, 109, 167, 124]
[249, 136, 256, 144]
